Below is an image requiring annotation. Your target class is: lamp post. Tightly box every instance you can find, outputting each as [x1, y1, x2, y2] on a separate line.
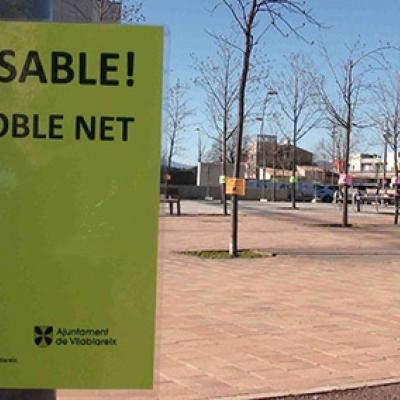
[383, 129, 393, 191]
[195, 127, 202, 163]
[384, 126, 399, 224]
[256, 117, 267, 201]
[383, 136, 388, 190]
[331, 128, 337, 186]
[256, 89, 277, 202]
[272, 135, 277, 202]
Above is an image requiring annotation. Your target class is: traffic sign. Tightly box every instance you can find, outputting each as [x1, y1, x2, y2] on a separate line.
[226, 177, 246, 196]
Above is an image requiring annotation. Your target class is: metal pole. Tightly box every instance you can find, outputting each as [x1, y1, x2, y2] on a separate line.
[0, 1, 55, 399]
[383, 139, 388, 190]
[196, 128, 202, 163]
[331, 129, 336, 186]
[257, 90, 277, 202]
[260, 128, 266, 201]
[272, 136, 277, 202]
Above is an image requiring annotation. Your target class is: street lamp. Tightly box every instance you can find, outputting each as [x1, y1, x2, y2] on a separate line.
[195, 127, 202, 163]
[256, 89, 278, 202]
[331, 127, 337, 186]
[384, 128, 394, 190]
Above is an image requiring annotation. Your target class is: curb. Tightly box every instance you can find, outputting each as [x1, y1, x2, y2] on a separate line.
[216, 377, 400, 400]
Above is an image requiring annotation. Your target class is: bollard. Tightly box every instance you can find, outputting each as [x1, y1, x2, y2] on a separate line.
[0, 3, 55, 400]
[357, 197, 361, 213]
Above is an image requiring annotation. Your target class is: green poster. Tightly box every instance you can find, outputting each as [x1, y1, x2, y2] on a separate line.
[0, 21, 163, 389]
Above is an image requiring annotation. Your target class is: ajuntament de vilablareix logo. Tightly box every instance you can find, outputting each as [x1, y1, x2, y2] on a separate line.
[34, 326, 118, 348]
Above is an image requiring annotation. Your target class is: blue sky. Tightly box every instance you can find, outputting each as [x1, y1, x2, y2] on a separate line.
[139, 1, 400, 165]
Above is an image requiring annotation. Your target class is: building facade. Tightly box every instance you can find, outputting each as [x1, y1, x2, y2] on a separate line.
[246, 135, 314, 180]
[53, 0, 121, 22]
[386, 151, 400, 173]
[349, 153, 384, 174]
[196, 162, 246, 187]
[0, 0, 52, 19]
[0, 1, 121, 23]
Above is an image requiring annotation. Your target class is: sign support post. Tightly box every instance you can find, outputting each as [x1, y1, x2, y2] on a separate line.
[0, 2, 53, 399]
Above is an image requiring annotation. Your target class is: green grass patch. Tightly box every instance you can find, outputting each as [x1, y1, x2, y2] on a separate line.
[181, 249, 275, 259]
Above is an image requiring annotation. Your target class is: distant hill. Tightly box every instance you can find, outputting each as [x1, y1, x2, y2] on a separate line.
[314, 160, 333, 170]
[162, 161, 195, 170]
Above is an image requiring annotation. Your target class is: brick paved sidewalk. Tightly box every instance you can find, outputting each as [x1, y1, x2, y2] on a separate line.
[59, 205, 400, 400]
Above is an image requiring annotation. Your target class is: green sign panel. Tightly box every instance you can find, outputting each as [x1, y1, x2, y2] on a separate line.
[0, 22, 163, 389]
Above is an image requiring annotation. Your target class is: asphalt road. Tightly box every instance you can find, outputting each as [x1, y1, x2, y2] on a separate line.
[160, 199, 395, 218]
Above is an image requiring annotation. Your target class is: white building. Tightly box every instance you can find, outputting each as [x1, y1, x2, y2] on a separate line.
[349, 153, 384, 174]
[386, 151, 400, 173]
[196, 162, 245, 187]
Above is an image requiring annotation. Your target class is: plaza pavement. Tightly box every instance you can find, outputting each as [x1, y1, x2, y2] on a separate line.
[59, 201, 400, 400]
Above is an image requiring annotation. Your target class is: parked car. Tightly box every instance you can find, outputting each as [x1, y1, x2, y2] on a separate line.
[314, 184, 336, 203]
[288, 182, 316, 202]
[333, 183, 379, 203]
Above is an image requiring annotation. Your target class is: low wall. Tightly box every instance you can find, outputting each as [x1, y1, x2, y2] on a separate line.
[162, 185, 290, 201]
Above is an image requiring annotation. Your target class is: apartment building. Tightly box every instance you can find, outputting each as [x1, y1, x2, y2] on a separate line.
[349, 153, 384, 174]
[246, 135, 314, 180]
[386, 151, 400, 173]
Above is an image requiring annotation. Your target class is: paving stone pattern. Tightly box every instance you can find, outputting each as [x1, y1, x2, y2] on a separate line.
[59, 202, 400, 400]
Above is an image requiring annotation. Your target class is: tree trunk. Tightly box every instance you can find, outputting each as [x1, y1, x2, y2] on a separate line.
[230, 3, 256, 257]
[291, 138, 297, 209]
[383, 140, 387, 190]
[221, 119, 228, 215]
[342, 63, 353, 228]
[342, 124, 351, 227]
[0, 1, 55, 399]
[165, 135, 175, 196]
[221, 149, 228, 215]
[394, 138, 399, 225]
[272, 139, 277, 202]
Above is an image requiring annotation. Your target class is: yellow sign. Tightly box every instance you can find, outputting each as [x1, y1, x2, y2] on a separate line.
[0, 21, 163, 390]
[226, 177, 246, 196]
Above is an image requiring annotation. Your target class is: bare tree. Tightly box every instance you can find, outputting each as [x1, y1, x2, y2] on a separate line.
[196, 127, 208, 163]
[93, 0, 121, 21]
[315, 121, 362, 185]
[164, 79, 192, 188]
[206, 133, 252, 163]
[206, 136, 233, 164]
[193, 38, 241, 214]
[275, 53, 320, 208]
[193, 36, 268, 214]
[215, 0, 321, 256]
[315, 40, 391, 227]
[371, 73, 400, 224]
[121, 0, 145, 23]
[61, 0, 144, 23]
